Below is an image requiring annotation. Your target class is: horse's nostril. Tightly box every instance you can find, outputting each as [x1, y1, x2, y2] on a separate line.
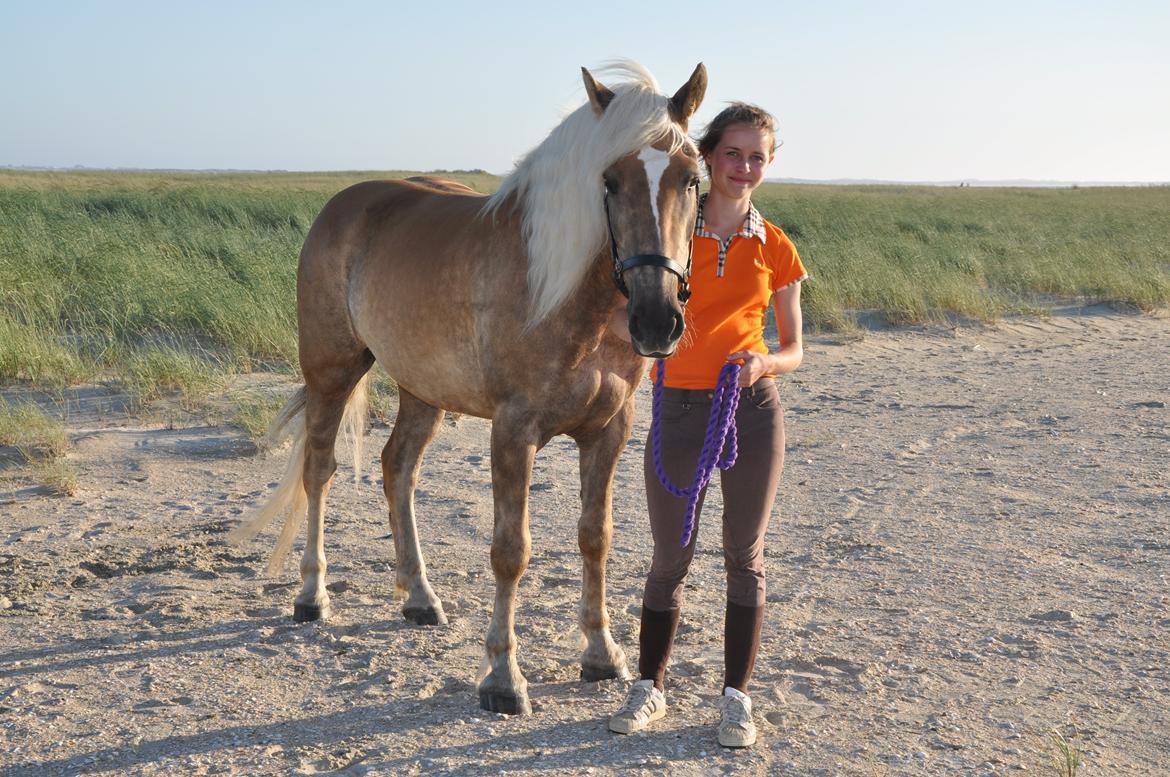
[627, 314, 641, 340]
[670, 311, 685, 342]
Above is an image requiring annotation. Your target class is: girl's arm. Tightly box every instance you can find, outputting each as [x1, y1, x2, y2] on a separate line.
[727, 281, 803, 385]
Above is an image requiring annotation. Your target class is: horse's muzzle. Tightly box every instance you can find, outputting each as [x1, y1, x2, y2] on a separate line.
[628, 306, 684, 358]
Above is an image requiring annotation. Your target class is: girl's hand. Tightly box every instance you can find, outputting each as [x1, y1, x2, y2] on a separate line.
[726, 351, 769, 386]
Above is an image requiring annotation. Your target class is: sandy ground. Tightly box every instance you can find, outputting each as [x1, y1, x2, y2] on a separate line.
[2, 309, 1168, 777]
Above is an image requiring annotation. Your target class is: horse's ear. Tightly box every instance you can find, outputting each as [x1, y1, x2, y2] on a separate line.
[668, 63, 707, 125]
[582, 67, 615, 115]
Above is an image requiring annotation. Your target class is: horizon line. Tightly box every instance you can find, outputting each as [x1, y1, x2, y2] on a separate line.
[3, 164, 1168, 189]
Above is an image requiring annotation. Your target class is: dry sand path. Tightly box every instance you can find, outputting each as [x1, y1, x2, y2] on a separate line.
[2, 310, 1168, 776]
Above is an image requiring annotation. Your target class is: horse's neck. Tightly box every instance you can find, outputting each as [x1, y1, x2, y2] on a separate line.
[543, 250, 626, 362]
[576, 248, 623, 322]
[487, 204, 628, 364]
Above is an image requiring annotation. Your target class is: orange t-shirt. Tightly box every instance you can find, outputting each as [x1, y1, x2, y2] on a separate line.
[657, 216, 807, 389]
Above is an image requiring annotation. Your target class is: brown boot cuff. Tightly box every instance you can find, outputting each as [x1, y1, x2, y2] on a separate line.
[724, 601, 764, 692]
[638, 605, 681, 690]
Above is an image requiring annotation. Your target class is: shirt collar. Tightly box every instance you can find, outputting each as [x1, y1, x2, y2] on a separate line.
[695, 192, 767, 245]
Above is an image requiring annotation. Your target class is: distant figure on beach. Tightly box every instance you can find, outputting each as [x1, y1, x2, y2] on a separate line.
[608, 103, 807, 748]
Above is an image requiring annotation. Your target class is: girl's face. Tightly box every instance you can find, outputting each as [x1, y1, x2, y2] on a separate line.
[705, 124, 774, 200]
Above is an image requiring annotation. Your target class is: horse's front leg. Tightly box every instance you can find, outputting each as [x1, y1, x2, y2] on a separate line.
[574, 399, 634, 682]
[478, 413, 537, 715]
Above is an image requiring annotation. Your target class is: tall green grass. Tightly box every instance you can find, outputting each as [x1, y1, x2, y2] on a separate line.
[2, 170, 1168, 396]
[0, 169, 492, 390]
[753, 183, 1170, 329]
[1, 176, 307, 384]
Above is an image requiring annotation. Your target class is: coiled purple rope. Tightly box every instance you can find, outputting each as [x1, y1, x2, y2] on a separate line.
[650, 359, 742, 547]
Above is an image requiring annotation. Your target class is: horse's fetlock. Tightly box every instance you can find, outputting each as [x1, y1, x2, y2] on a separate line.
[300, 561, 326, 578]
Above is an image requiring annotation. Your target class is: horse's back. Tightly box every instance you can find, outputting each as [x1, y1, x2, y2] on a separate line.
[299, 177, 494, 291]
[298, 178, 516, 417]
[403, 176, 480, 195]
[308, 177, 485, 239]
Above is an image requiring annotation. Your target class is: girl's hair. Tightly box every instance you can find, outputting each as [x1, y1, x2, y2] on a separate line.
[696, 102, 778, 170]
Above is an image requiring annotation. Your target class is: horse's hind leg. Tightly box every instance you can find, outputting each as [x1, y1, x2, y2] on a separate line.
[574, 400, 634, 682]
[294, 355, 373, 621]
[382, 388, 447, 626]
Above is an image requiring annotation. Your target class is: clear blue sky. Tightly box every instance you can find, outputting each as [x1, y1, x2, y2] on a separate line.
[3, 1, 1168, 182]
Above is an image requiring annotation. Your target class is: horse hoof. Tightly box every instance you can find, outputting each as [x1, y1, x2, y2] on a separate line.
[580, 663, 630, 682]
[403, 606, 447, 626]
[479, 691, 532, 716]
[293, 602, 330, 622]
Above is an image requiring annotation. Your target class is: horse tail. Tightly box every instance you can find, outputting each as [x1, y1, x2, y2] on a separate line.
[339, 372, 369, 485]
[228, 374, 369, 576]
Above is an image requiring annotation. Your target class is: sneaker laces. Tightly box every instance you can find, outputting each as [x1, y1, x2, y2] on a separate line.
[720, 692, 751, 728]
[619, 682, 657, 716]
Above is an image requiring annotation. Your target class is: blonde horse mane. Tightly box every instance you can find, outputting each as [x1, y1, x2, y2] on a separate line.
[484, 60, 694, 323]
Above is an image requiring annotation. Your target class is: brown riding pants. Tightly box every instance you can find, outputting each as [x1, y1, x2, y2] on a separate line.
[642, 378, 786, 611]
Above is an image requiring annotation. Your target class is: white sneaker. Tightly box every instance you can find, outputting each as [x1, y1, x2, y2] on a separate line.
[608, 679, 666, 734]
[718, 686, 757, 747]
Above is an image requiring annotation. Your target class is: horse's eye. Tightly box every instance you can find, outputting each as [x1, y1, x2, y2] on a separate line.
[689, 177, 701, 190]
[603, 177, 618, 194]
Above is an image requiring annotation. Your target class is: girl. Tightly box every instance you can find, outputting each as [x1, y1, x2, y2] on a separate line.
[609, 103, 806, 747]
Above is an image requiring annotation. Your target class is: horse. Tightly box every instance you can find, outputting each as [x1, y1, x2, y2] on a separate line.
[230, 61, 707, 715]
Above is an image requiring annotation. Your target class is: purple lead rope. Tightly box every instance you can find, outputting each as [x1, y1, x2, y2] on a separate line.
[650, 359, 742, 547]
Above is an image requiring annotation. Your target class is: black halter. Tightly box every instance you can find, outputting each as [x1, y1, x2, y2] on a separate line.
[605, 186, 699, 305]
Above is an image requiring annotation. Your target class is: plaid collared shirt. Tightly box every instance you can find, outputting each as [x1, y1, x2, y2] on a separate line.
[694, 192, 768, 277]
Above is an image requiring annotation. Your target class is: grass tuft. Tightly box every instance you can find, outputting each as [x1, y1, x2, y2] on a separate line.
[0, 398, 76, 495]
[232, 392, 292, 442]
[123, 346, 223, 411]
[0, 398, 68, 457]
[31, 454, 78, 496]
[1045, 725, 1083, 777]
[367, 369, 399, 424]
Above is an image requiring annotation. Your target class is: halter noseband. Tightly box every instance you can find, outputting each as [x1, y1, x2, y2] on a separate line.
[604, 187, 699, 305]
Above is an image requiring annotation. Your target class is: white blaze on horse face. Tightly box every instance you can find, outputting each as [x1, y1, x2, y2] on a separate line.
[637, 146, 670, 247]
